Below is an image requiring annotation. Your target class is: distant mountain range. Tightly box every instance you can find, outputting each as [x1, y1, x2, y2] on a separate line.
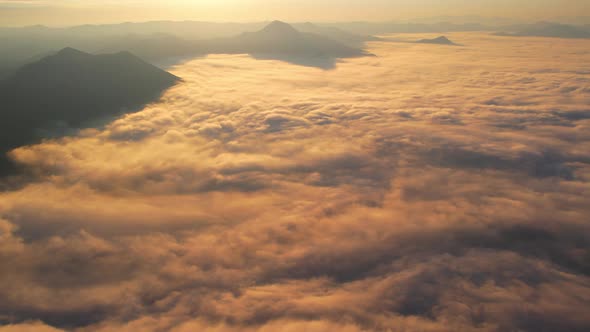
[496, 22, 590, 39]
[0, 21, 373, 77]
[0, 48, 179, 174]
[2, 19, 590, 78]
[99, 21, 372, 69]
[325, 22, 493, 35]
[97, 33, 197, 62]
[0, 21, 376, 77]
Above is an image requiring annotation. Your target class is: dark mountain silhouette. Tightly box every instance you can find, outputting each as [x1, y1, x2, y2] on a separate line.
[207, 21, 368, 56]
[496, 22, 590, 39]
[261, 20, 299, 35]
[0, 47, 179, 174]
[72, 22, 373, 70]
[415, 36, 457, 45]
[201, 21, 371, 69]
[0, 20, 382, 74]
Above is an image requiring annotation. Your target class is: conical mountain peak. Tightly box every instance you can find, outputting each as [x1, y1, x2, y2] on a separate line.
[260, 21, 299, 35]
[55, 47, 89, 58]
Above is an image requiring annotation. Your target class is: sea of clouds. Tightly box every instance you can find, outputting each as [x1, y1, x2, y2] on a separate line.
[1, 33, 589, 331]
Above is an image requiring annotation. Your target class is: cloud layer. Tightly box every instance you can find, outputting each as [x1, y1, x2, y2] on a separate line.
[1, 33, 590, 331]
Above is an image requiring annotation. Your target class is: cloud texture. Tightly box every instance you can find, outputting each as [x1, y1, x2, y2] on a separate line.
[1, 33, 590, 331]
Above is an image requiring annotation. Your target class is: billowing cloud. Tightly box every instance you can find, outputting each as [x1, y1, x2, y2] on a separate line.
[1, 33, 590, 331]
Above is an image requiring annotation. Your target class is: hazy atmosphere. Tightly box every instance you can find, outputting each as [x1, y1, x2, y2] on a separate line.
[1, 0, 590, 26]
[1, 1, 590, 332]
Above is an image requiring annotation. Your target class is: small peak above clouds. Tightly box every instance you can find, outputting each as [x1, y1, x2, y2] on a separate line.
[261, 20, 299, 35]
[204, 20, 372, 68]
[415, 36, 456, 45]
[55, 47, 88, 58]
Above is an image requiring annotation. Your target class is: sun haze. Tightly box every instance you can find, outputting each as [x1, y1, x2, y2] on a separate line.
[1, 0, 590, 26]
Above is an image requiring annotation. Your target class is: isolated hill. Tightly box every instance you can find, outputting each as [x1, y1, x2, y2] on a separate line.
[415, 36, 457, 45]
[497, 22, 590, 38]
[204, 21, 370, 58]
[0, 47, 179, 174]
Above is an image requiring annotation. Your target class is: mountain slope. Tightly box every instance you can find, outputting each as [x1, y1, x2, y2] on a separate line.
[96, 33, 200, 62]
[203, 21, 370, 58]
[294, 22, 380, 47]
[0, 47, 179, 174]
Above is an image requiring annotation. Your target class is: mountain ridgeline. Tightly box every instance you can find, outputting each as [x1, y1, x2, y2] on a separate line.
[205, 21, 367, 55]
[199, 21, 371, 67]
[496, 22, 590, 39]
[2, 19, 589, 78]
[99, 21, 373, 68]
[0, 48, 179, 174]
[294, 22, 381, 48]
[1, 21, 374, 78]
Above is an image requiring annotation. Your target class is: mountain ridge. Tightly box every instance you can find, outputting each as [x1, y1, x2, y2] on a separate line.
[0, 47, 180, 174]
[208, 21, 371, 58]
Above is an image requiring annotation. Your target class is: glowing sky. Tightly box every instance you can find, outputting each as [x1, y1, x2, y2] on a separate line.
[0, 0, 589, 26]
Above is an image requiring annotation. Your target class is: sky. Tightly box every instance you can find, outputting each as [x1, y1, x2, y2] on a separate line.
[1, 0, 590, 26]
[1, 32, 590, 331]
